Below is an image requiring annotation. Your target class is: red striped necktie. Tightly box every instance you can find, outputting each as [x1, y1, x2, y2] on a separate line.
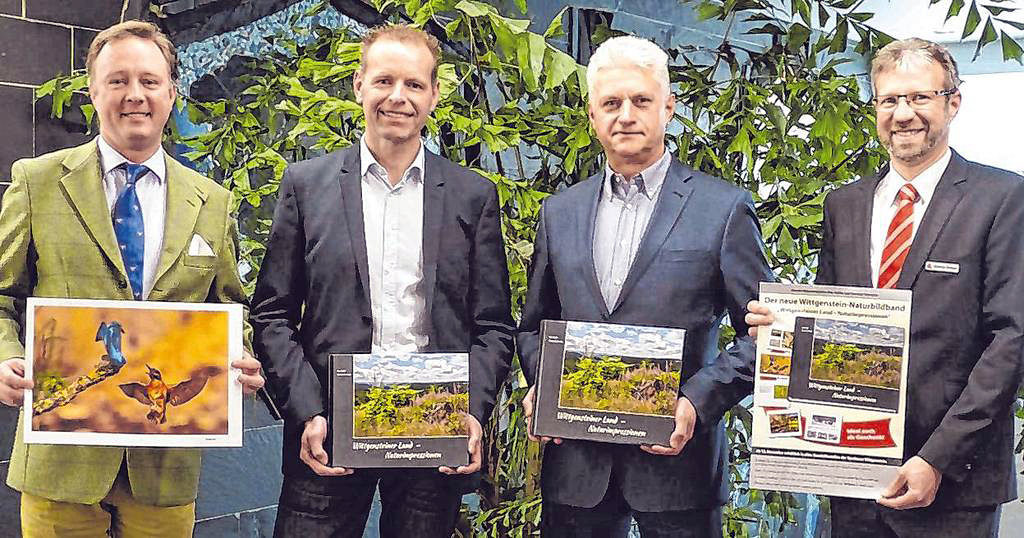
[877, 183, 920, 288]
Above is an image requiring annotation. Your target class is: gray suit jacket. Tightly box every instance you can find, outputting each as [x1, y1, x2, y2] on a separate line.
[817, 149, 1024, 507]
[518, 158, 774, 511]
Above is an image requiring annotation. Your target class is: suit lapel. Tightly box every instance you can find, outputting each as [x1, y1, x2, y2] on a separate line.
[421, 152, 446, 318]
[611, 160, 694, 313]
[896, 152, 967, 288]
[577, 174, 609, 318]
[57, 143, 129, 283]
[851, 173, 879, 287]
[152, 156, 204, 288]
[338, 148, 372, 308]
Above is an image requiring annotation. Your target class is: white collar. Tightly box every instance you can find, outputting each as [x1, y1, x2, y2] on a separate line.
[602, 148, 672, 202]
[95, 135, 166, 183]
[359, 136, 425, 184]
[877, 148, 952, 207]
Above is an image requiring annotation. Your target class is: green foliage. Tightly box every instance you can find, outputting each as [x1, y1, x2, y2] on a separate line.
[357, 384, 421, 426]
[354, 385, 469, 436]
[562, 355, 631, 397]
[560, 360, 680, 416]
[814, 342, 864, 371]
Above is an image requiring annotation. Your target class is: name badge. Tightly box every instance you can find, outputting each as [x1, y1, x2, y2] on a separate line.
[925, 260, 959, 274]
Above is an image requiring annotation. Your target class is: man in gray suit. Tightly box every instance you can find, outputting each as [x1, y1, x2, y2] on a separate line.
[517, 35, 773, 537]
[747, 38, 1024, 537]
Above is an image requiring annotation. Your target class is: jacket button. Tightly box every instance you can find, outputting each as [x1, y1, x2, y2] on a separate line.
[965, 463, 972, 470]
[117, 280, 128, 289]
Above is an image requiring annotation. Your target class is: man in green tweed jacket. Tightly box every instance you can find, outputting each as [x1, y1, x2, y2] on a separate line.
[0, 21, 264, 537]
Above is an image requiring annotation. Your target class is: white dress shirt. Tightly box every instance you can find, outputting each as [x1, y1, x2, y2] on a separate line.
[96, 136, 167, 300]
[592, 150, 671, 309]
[360, 137, 429, 353]
[870, 148, 951, 285]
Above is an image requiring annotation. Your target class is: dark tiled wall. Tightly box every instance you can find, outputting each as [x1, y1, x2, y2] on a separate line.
[0, 3, 284, 536]
[0, 5, 103, 183]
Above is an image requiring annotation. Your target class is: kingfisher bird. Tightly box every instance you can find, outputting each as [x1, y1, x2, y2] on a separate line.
[119, 364, 221, 424]
[95, 321, 127, 372]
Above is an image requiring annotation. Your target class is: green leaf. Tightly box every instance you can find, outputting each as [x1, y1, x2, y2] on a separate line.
[544, 7, 568, 39]
[454, 0, 494, 17]
[35, 79, 56, 98]
[761, 214, 783, 238]
[999, 29, 1024, 63]
[544, 48, 577, 90]
[787, 23, 811, 51]
[829, 17, 849, 53]
[793, 0, 812, 27]
[81, 103, 95, 127]
[962, 1, 981, 37]
[973, 17, 998, 59]
[513, 0, 527, 15]
[945, 0, 965, 20]
[982, 3, 1016, 16]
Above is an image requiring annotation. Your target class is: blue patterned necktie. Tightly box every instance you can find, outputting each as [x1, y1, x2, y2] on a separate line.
[114, 163, 148, 300]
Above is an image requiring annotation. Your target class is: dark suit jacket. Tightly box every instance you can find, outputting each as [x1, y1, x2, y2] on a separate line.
[517, 158, 774, 511]
[251, 145, 515, 478]
[817, 149, 1024, 507]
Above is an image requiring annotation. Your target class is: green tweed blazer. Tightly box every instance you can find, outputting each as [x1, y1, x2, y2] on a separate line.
[0, 141, 250, 506]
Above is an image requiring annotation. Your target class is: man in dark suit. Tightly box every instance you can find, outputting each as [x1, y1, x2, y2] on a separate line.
[517, 35, 773, 537]
[250, 24, 515, 538]
[747, 38, 1024, 537]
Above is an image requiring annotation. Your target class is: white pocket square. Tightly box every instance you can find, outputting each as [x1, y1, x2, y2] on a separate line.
[188, 234, 216, 257]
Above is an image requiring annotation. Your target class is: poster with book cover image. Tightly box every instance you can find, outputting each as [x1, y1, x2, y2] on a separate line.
[531, 320, 685, 445]
[749, 283, 911, 500]
[330, 353, 469, 468]
[23, 297, 244, 447]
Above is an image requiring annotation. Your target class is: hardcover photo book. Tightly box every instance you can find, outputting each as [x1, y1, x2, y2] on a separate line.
[329, 352, 470, 468]
[531, 320, 685, 445]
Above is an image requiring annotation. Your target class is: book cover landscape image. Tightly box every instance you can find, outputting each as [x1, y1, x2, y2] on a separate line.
[533, 320, 685, 445]
[25, 298, 243, 447]
[788, 317, 904, 413]
[353, 354, 468, 438]
[558, 322, 682, 417]
[808, 319, 903, 390]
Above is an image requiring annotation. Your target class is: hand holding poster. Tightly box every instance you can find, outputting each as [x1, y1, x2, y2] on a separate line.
[749, 283, 911, 500]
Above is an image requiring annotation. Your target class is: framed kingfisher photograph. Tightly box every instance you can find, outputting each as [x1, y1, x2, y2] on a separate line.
[22, 297, 245, 447]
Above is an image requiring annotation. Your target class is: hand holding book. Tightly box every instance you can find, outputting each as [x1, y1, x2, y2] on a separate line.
[640, 396, 696, 456]
[301, 415, 353, 477]
[522, 386, 562, 445]
[439, 413, 483, 475]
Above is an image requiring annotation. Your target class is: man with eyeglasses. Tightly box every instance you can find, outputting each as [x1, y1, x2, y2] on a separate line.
[746, 37, 1024, 537]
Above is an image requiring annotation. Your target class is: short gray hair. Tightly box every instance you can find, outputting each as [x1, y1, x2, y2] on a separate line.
[586, 35, 671, 97]
[871, 38, 961, 92]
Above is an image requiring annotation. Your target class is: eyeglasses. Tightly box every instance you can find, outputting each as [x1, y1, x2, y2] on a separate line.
[873, 88, 958, 111]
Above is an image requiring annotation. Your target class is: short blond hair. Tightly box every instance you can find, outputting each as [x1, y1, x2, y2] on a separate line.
[87, 20, 178, 84]
[360, 24, 441, 82]
[871, 38, 960, 92]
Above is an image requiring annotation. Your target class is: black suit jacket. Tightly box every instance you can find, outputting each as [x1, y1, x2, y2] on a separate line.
[251, 145, 515, 478]
[817, 150, 1024, 507]
[517, 159, 774, 511]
